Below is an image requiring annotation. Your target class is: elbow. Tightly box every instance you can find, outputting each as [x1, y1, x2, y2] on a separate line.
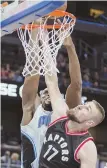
[23, 103, 35, 114]
[76, 81, 82, 91]
[70, 81, 82, 91]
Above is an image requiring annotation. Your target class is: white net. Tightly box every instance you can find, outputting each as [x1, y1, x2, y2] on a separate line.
[17, 11, 76, 76]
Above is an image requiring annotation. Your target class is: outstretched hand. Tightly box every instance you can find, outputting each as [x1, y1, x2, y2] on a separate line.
[56, 18, 75, 48]
[63, 35, 74, 47]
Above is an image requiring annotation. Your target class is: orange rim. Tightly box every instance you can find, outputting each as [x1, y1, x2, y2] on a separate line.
[21, 10, 76, 30]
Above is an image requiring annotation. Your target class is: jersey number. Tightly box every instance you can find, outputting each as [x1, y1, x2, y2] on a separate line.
[43, 145, 58, 161]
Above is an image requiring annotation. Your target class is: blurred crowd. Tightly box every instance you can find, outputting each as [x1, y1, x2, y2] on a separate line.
[1, 125, 21, 168]
[82, 67, 107, 90]
[57, 50, 107, 92]
[1, 64, 23, 83]
[1, 47, 107, 91]
[1, 151, 21, 168]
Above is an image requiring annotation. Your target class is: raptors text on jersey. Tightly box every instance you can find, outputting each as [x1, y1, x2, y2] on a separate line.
[39, 117, 94, 168]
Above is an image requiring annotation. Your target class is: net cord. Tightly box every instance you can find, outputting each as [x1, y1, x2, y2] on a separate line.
[17, 14, 75, 76]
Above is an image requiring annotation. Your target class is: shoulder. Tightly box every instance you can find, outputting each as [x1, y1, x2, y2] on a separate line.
[77, 140, 97, 164]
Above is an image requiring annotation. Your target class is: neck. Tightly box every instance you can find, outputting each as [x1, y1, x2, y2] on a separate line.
[67, 120, 87, 132]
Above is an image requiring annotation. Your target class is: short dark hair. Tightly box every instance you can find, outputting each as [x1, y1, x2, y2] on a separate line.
[92, 100, 105, 123]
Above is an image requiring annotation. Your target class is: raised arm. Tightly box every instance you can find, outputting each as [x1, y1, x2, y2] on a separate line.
[21, 75, 40, 126]
[21, 26, 40, 126]
[64, 36, 82, 108]
[45, 72, 69, 122]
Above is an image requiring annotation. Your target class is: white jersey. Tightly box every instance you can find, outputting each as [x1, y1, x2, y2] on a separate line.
[21, 104, 52, 168]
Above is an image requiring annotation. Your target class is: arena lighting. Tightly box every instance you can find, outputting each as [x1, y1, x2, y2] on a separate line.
[90, 8, 104, 18]
[0, 82, 87, 104]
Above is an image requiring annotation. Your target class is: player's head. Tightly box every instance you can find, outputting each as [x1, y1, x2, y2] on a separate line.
[67, 100, 105, 129]
[40, 88, 52, 111]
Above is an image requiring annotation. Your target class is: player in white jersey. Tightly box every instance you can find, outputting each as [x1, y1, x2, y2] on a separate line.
[21, 26, 82, 168]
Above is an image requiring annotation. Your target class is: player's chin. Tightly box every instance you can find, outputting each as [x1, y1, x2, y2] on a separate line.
[67, 113, 81, 123]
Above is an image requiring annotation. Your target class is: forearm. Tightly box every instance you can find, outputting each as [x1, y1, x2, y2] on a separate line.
[66, 38, 82, 87]
[80, 161, 96, 168]
[45, 73, 68, 119]
[22, 75, 40, 112]
[22, 23, 40, 108]
[80, 164, 96, 168]
[21, 25, 40, 125]
[45, 73, 62, 106]
[64, 37, 82, 108]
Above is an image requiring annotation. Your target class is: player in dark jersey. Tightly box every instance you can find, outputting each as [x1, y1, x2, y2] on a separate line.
[39, 35, 105, 168]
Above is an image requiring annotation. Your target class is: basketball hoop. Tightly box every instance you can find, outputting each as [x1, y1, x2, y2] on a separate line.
[17, 10, 76, 76]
